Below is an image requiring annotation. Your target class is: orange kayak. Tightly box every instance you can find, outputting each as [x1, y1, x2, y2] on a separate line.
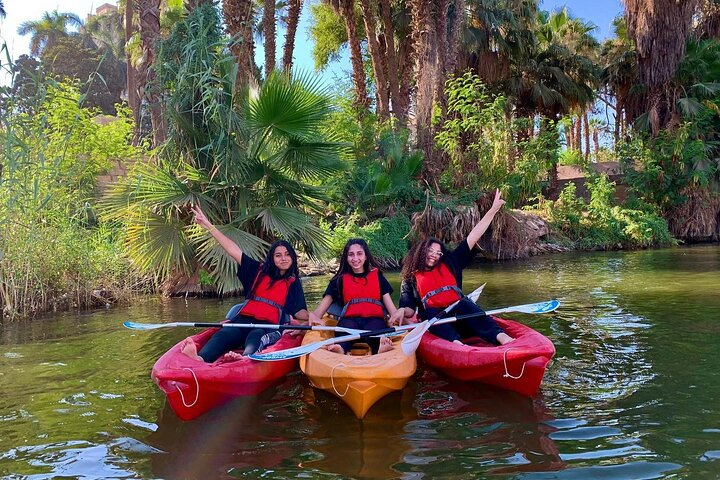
[299, 323, 416, 418]
[418, 317, 555, 397]
[151, 327, 302, 420]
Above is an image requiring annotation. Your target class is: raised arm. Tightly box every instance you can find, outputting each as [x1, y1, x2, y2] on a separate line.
[191, 205, 244, 264]
[466, 189, 506, 249]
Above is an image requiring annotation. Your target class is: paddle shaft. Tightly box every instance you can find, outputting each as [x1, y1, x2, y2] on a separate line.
[123, 321, 369, 335]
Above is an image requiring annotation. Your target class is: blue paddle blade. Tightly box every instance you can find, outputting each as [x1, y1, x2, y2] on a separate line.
[526, 299, 560, 314]
[123, 321, 163, 330]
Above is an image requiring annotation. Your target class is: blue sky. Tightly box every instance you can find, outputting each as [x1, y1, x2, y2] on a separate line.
[0, 0, 624, 86]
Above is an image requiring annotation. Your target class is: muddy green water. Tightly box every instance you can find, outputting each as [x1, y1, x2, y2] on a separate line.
[1, 245, 719, 479]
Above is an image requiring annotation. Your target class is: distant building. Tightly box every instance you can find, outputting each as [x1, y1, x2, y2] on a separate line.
[95, 3, 118, 16]
[85, 2, 118, 23]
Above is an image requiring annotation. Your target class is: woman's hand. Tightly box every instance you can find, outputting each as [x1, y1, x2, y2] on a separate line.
[191, 204, 215, 231]
[490, 188, 506, 213]
[308, 311, 323, 326]
[387, 309, 406, 327]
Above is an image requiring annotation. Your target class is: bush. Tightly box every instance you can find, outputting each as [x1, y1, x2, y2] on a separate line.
[539, 176, 675, 250]
[1, 81, 148, 318]
[324, 213, 411, 268]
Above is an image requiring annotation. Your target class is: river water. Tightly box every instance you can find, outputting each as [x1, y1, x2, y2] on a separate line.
[1, 246, 719, 479]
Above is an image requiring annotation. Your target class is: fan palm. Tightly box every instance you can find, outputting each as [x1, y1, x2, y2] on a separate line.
[102, 4, 346, 292]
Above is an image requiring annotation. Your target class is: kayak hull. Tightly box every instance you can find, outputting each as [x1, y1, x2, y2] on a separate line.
[151, 327, 301, 421]
[300, 326, 417, 418]
[418, 317, 555, 397]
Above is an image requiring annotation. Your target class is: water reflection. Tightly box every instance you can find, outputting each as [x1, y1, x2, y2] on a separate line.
[402, 369, 565, 477]
[145, 376, 306, 479]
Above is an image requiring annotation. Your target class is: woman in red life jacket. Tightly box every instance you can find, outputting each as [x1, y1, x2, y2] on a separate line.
[398, 190, 514, 346]
[181, 205, 309, 362]
[308, 238, 406, 354]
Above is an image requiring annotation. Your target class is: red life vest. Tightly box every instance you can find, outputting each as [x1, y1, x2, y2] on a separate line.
[340, 269, 385, 318]
[413, 262, 463, 309]
[239, 269, 295, 324]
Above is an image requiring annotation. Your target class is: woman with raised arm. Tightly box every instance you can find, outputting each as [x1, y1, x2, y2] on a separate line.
[398, 190, 514, 346]
[308, 238, 405, 354]
[181, 205, 309, 362]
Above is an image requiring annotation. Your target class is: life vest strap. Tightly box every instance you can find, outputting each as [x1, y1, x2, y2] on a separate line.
[246, 295, 284, 313]
[421, 285, 463, 307]
[340, 297, 385, 318]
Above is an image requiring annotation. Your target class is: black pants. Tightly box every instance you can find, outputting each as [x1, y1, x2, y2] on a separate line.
[428, 298, 505, 344]
[198, 314, 275, 362]
[334, 316, 388, 354]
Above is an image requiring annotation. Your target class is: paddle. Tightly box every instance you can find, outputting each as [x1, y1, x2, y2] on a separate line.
[248, 284, 487, 362]
[399, 299, 560, 355]
[123, 320, 376, 336]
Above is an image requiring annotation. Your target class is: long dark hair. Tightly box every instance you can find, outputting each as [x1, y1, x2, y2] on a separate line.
[400, 237, 454, 282]
[260, 240, 299, 282]
[332, 238, 380, 280]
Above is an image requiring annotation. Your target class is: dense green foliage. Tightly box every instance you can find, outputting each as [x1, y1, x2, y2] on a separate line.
[0, 81, 146, 318]
[324, 213, 412, 268]
[535, 177, 674, 249]
[435, 71, 556, 206]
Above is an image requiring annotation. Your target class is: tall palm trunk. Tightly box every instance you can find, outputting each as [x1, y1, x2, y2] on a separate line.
[137, 0, 166, 146]
[378, 0, 403, 122]
[223, 0, 256, 88]
[263, 0, 276, 77]
[409, 0, 450, 189]
[337, 0, 370, 109]
[125, 0, 140, 142]
[358, 0, 389, 118]
[583, 112, 590, 161]
[624, 0, 699, 135]
[282, 0, 303, 73]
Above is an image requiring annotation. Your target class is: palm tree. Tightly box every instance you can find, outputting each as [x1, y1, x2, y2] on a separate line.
[17, 10, 83, 56]
[136, 0, 166, 146]
[328, 0, 370, 109]
[282, 0, 303, 72]
[262, 0, 276, 77]
[600, 15, 639, 141]
[223, 0, 256, 87]
[624, 0, 699, 134]
[103, 4, 346, 292]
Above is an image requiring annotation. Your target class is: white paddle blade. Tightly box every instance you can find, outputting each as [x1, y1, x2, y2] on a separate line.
[467, 283, 486, 303]
[400, 321, 430, 355]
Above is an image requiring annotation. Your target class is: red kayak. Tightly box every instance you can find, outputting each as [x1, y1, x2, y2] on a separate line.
[151, 327, 302, 421]
[418, 317, 555, 397]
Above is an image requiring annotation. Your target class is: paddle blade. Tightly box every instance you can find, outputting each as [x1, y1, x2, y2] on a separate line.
[487, 299, 560, 316]
[123, 321, 169, 330]
[400, 320, 430, 355]
[467, 283, 486, 303]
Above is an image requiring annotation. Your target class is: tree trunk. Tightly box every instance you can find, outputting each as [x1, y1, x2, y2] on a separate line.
[378, 0, 403, 122]
[263, 0, 276, 77]
[410, 0, 451, 190]
[282, 0, 303, 73]
[583, 112, 590, 161]
[446, 0, 465, 74]
[125, 0, 140, 143]
[358, 0, 389, 118]
[137, 0, 166, 147]
[625, 0, 699, 135]
[223, 0, 256, 89]
[593, 125, 600, 154]
[339, 0, 370, 109]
